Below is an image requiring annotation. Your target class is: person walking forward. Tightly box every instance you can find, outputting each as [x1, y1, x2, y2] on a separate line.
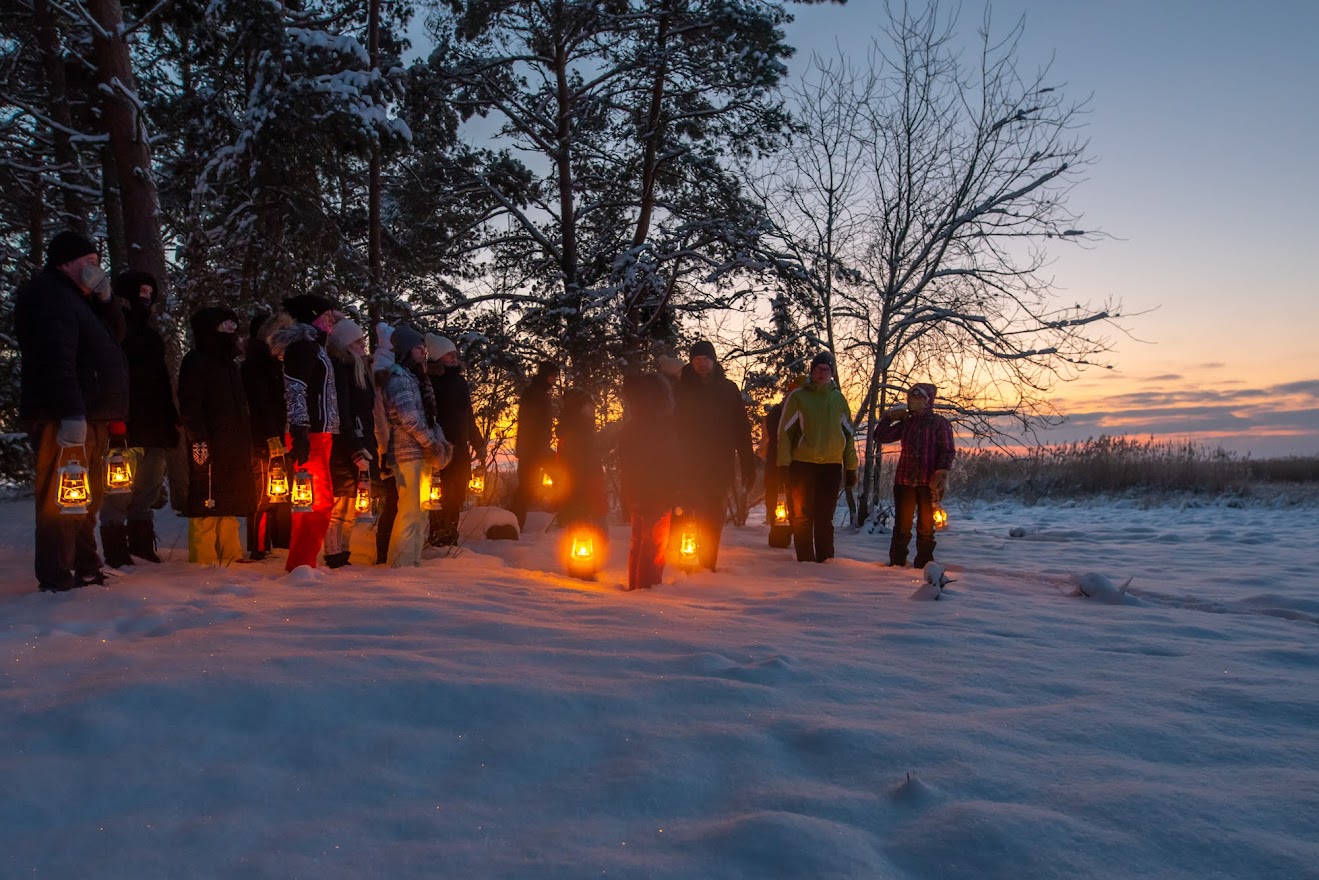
[776, 353, 857, 563]
[872, 383, 955, 569]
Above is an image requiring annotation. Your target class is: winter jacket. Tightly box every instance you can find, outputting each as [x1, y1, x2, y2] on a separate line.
[380, 363, 444, 465]
[620, 375, 681, 516]
[330, 357, 375, 470]
[178, 308, 253, 516]
[267, 318, 340, 435]
[114, 284, 179, 448]
[428, 363, 484, 458]
[243, 322, 288, 450]
[673, 363, 756, 493]
[872, 384, 955, 486]
[14, 267, 129, 423]
[556, 399, 607, 524]
[515, 375, 555, 462]
[777, 380, 858, 471]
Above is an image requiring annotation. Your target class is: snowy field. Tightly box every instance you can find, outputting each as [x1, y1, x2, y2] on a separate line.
[1, 497, 1317, 879]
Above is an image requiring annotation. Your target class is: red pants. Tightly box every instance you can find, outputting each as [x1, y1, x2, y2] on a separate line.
[286, 432, 335, 571]
[627, 509, 672, 590]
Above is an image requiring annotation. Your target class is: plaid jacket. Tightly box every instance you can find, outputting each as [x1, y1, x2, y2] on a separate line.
[873, 409, 955, 486]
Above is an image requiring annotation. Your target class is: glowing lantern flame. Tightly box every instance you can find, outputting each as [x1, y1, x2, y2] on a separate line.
[353, 472, 375, 522]
[773, 497, 789, 525]
[933, 506, 949, 530]
[267, 457, 290, 502]
[290, 469, 315, 513]
[57, 458, 91, 515]
[104, 449, 133, 495]
[422, 469, 444, 511]
[541, 471, 554, 488]
[567, 531, 598, 579]
[678, 523, 699, 570]
[468, 466, 486, 495]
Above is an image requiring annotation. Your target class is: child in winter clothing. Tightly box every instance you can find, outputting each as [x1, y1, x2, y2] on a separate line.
[324, 319, 376, 567]
[378, 326, 452, 567]
[619, 373, 680, 590]
[872, 382, 955, 568]
[178, 307, 253, 565]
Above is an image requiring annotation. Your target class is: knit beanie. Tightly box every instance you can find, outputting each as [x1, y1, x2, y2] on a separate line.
[45, 230, 98, 268]
[329, 318, 366, 349]
[909, 383, 937, 402]
[425, 333, 457, 361]
[390, 325, 424, 364]
[690, 339, 717, 361]
[282, 294, 337, 325]
[810, 352, 834, 371]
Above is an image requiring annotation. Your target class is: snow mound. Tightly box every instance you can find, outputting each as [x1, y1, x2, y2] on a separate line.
[1067, 572, 1138, 605]
[283, 565, 325, 586]
[459, 505, 519, 541]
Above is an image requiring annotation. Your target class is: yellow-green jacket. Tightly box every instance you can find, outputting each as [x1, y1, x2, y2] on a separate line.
[776, 380, 858, 470]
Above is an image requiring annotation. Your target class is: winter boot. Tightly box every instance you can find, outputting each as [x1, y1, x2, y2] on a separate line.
[324, 551, 351, 569]
[100, 523, 133, 569]
[127, 519, 162, 563]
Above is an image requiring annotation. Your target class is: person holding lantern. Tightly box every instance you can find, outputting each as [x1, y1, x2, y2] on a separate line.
[424, 333, 487, 547]
[265, 295, 344, 571]
[776, 352, 857, 564]
[14, 230, 130, 591]
[379, 326, 452, 567]
[872, 383, 955, 569]
[555, 386, 608, 549]
[762, 374, 805, 529]
[323, 318, 376, 568]
[370, 322, 400, 565]
[178, 307, 253, 564]
[98, 270, 179, 568]
[242, 312, 292, 560]
[673, 339, 756, 572]
[619, 372, 681, 590]
[511, 361, 561, 530]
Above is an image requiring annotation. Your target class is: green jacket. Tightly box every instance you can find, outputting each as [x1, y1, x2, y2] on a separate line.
[776, 380, 858, 470]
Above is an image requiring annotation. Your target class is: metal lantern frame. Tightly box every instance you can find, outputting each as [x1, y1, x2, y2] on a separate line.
[266, 454, 291, 503]
[422, 467, 444, 511]
[56, 448, 92, 515]
[353, 469, 377, 523]
[567, 530, 598, 580]
[290, 468, 315, 513]
[104, 446, 135, 495]
[677, 520, 700, 572]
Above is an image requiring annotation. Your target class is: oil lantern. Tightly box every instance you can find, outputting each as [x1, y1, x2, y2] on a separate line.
[678, 521, 699, 571]
[567, 530, 598, 579]
[933, 506, 949, 530]
[104, 447, 134, 495]
[468, 465, 486, 497]
[267, 456, 291, 503]
[290, 468, 315, 513]
[353, 471, 376, 523]
[422, 468, 444, 511]
[56, 456, 91, 515]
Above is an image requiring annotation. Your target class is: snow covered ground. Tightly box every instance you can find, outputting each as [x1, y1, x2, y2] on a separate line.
[2, 497, 1317, 879]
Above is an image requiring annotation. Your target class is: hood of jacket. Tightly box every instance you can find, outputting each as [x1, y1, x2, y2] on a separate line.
[190, 306, 240, 360]
[910, 383, 938, 407]
[265, 314, 321, 359]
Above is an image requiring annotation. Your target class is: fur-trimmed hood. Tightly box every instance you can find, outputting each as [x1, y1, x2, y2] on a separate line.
[264, 313, 321, 359]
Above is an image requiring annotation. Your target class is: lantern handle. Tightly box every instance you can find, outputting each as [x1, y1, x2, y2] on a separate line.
[56, 443, 88, 467]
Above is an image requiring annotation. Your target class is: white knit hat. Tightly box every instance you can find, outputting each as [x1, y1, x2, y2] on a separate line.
[425, 332, 457, 361]
[328, 318, 366, 349]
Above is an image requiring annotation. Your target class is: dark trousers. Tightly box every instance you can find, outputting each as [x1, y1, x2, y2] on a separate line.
[689, 483, 729, 571]
[891, 483, 936, 567]
[788, 460, 842, 563]
[375, 474, 399, 564]
[627, 508, 672, 590]
[27, 420, 110, 590]
[763, 461, 781, 524]
[428, 455, 471, 545]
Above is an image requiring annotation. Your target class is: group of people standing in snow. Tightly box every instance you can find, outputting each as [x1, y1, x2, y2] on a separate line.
[13, 229, 954, 595]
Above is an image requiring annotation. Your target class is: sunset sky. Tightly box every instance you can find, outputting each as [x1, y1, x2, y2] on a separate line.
[784, 0, 1319, 456]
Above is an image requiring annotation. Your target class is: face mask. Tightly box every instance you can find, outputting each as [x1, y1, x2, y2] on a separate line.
[218, 319, 238, 334]
[79, 264, 110, 299]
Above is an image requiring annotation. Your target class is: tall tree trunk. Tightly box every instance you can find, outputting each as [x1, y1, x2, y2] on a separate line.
[87, 0, 168, 287]
[33, 0, 90, 230]
[101, 146, 128, 273]
[367, 0, 383, 325]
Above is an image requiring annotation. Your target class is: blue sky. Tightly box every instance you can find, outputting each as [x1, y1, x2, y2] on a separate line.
[782, 0, 1319, 455]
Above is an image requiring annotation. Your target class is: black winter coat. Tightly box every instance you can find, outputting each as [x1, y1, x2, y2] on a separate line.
[673, 363, 755, 494]
[330, 357, 375, 470]
[178, 308, 253, 516]
[14, 268, 129, 423]
[268, 319, 339, 434]
[116, 294, 179, 448]
[428, 364, 484, 457]
[242, 335, 287, 449]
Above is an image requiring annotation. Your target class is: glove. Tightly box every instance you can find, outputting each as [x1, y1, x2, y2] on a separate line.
[931, 469, 948, 502]
[433, 437, 454, 470]
[57, 417, 88, 448]
[289, 425, 311, 466]
[266, 436, 287, 456]
[79, 264, 111, 302]
[351, 449, 373, 469]
[108, 420, 128, 440]
[191, 441, 210, 466]
[378, 451, 392, 479]
[844, 469, 857, 490]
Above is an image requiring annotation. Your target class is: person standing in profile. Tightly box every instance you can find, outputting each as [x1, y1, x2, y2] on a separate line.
[424, 333, 486, 547]
[619, 372, 680, 590]
[872, 382, 955, 569]
[14, 230, 129, 592]
[178, 307, 252, 565]
[242, 312, 292, 561]
[99, 270, 178, 567]
[511, 361, 560, 530]
[776, 353, 857, 564]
